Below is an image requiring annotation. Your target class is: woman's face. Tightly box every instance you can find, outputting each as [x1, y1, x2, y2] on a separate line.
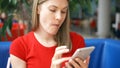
[38, 0, 68, 35]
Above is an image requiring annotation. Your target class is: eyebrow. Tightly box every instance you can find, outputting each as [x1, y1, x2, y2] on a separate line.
[49, 5, 68, 9]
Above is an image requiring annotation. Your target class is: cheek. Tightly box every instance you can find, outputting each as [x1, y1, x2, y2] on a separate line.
[61, 15, 67, 24]
[39, 11, 52, 25]
[39, 14, 46, 23]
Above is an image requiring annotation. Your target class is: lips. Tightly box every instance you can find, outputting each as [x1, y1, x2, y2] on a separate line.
[52, 24, 60, 28]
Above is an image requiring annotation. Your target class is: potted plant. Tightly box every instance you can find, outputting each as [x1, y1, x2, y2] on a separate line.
[0, 0, 17, 40]
[0, 0, 32, 41]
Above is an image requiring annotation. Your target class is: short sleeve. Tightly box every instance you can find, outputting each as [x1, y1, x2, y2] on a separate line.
[9, 37, 27, 61]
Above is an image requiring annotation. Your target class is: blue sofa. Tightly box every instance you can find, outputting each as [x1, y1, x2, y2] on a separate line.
[0, 39, 120, 68]
[0, 42, 11, 68]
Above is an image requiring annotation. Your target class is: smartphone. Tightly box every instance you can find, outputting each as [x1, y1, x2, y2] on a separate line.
[71, 46, 95, 60]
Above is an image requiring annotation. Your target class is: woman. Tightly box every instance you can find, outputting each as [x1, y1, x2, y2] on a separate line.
[10, 0, 89, 68]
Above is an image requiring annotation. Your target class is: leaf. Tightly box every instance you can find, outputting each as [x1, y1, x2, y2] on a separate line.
[6, 26, 12, 37]
[9, 0, 18, 10]
[1, 0, 9, 11]
[1, 21, 8, 35]
[11, 0, 18, 6]
[1, 14, 13, 37]
[9, 0, 11, 3]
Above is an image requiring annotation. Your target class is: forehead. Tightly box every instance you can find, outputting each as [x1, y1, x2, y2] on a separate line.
[41, 0, 68, 8]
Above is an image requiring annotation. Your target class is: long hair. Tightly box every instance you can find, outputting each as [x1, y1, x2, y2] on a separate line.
[32, 0, 72, 50]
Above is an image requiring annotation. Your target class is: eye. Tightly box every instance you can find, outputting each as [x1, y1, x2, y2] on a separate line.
[61, 8, 68, 14]
[61, 11, 67, 14]
[61, 10, 67, 14]
[49, 9, 56, 12]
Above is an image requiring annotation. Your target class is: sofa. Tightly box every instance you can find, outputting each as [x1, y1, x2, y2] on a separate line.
[0, 38, 120, 68]
[0, 42, 11, 68]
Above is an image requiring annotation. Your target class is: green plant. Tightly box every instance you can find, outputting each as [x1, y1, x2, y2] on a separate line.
[69, 0, 98, 19]
[0, 0, 17, 40]
[0, 0, 32, 41]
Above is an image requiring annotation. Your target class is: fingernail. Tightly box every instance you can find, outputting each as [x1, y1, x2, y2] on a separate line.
[66, 49, 69, 51]
[69, 59, 72, 62]
[84, 60, 87, 63]
[62, 45, 67, 48]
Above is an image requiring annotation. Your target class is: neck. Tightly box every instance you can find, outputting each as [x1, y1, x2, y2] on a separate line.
[34, 29, 57, 47]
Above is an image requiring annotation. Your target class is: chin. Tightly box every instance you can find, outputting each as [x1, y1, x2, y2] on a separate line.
[51, 32, 57, 35]
[49, 31, 58, 35]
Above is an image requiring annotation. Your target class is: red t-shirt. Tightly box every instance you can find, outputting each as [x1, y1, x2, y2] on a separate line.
[10, 31, 85, 68]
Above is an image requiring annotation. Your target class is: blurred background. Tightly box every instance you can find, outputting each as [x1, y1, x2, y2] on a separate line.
[0, 0, 120, 41]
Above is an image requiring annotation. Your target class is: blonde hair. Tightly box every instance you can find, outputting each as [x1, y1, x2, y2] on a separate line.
[32, 0, 72, 50]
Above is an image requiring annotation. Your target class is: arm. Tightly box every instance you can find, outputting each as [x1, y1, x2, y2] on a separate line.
[10, 54, 26, 68]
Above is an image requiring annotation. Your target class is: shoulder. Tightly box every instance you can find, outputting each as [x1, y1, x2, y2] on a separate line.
[11, 31, 34, 45]
[70, 31, 85, 49]
[70, 32, 84, 41]
[10, 31, 34, 61]
[10, 31, 34, 53]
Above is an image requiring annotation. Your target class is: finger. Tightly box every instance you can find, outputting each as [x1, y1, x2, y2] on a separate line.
[56, 46, 68, 51]
[65, 62, 73, 68]
[53, 57, 71, 65]
[62, 67, 65, 68]
[84, 56, 90, 64]
[75, 58, 88, 68]
[69, 59, 81, 68]
[53, 48, 69, 59]
[55, 48, 69, 55]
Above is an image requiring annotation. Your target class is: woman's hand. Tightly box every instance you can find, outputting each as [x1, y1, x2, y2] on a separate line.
[51, 46, 70, 68]
[64, 56, 90, 68]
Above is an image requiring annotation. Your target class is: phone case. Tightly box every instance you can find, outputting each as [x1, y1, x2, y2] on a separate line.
[72, 46, 95, 60]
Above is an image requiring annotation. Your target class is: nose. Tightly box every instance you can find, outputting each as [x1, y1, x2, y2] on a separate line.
[55, 12, 62, 21]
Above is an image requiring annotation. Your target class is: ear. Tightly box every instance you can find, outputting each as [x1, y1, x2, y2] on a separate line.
[37, 5, 40, 14]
